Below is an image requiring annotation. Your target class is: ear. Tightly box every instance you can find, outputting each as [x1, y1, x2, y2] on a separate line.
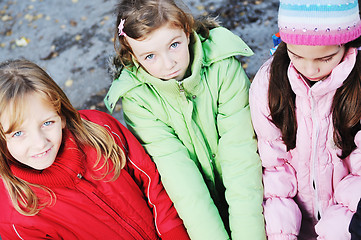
[61, 116, 66, 129]
[186, 32, 191, 45]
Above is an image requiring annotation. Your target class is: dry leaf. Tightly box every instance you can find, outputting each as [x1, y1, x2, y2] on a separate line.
[75, 34, 82, 41]
[196, 5, 204, 11]
[1, 15, 13, 21]
[15, 37, 30, 47]
[70, 20, 77, 26]
[65, 79, 73, 87]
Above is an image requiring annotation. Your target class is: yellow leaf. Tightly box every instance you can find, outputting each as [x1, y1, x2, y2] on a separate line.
[65, 79, 73, 87]
[15, 37, 30, 47]
[75, 34, 82, 41]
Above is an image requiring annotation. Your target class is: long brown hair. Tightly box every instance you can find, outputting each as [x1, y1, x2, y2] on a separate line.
[268, 37, 361, 158]
[0, 59, 126, 216]
[113, 0, 219, 67]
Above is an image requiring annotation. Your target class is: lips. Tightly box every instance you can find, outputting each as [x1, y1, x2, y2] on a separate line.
[166, 70, 180, 78]
[307, 77, 321, 81]
[32, 147, 51, 158]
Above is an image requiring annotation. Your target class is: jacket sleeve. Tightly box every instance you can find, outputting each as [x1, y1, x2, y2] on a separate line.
[315, 130, 361, 239]
[215, 57, 265, 240]
[79, 110, 190, 240]
[120, 97, 229, 240]
[249, 62, 302, 240]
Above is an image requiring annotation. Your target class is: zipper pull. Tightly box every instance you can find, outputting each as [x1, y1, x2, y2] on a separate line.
[177, 80, 185, 94]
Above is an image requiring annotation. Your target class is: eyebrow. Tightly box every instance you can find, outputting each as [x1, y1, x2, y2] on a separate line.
[287, 48, 341, 60]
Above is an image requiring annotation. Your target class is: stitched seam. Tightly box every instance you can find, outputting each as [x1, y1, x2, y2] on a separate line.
[12, 225, 24, 240]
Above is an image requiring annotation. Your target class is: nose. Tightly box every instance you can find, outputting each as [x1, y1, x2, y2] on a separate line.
[162, 53, 176, 70]
[304, 61, 320, 77]
[31, 130, 48, 149]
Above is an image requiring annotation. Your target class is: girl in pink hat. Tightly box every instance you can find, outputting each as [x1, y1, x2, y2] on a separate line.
[249, 0, 361, 239]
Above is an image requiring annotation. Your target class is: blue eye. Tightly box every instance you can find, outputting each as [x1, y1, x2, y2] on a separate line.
[171, 42, 179, 48]
[13, 131, 23, 137]
[145, 54, 154, 60]
[43, 121, 53, 126]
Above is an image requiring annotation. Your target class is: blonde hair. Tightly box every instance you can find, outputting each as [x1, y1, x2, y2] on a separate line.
[0, 59, 126, 216]
[114, 0, 219, 66]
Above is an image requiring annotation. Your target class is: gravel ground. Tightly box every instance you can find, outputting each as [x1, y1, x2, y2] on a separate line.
[0, 0, 279, 124]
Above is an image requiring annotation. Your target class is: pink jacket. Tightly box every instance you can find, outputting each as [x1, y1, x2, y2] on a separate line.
[249, 48, 361, 240]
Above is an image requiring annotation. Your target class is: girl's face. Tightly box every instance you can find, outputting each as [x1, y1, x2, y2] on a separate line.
[1, 93, 65, 170]
[287, 44, 346, 82]
[126, 23, 190, 81]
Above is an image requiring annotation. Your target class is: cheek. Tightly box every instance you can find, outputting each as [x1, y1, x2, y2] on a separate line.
[7, 142, 21, 160]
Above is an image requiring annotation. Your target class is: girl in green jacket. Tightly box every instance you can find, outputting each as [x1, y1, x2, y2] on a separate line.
[104, 0, 265, 239]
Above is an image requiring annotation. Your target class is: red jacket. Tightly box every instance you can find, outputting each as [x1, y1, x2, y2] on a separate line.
[0, 110, 189, 240]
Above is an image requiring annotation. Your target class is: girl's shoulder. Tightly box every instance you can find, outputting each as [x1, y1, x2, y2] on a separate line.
[249, 58, 273, 103]
[200, 27, 253, 64]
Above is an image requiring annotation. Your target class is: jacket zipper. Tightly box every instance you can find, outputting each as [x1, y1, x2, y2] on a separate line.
[310, 94, 322, 220]
[177, 80, 187, 100]
[76, 174, 152, 240]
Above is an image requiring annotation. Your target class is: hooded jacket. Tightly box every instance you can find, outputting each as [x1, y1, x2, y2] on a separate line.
[250, 48, 361, 240]
[104, 27, 265, 240]
[0, 110, 189, 240]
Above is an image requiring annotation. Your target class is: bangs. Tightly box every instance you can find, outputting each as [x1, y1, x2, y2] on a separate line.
[0, 91, 54, 134]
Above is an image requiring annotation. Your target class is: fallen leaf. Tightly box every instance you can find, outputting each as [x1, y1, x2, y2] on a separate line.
[1, 15, 13, 21]
[70, 20, 77, 26]
[196, 5, 204, 11]
[40, 51, 58, 60]
[65, 79, 73, 87]
[15, 37, 30, 47]
[75, 34, 82, 41]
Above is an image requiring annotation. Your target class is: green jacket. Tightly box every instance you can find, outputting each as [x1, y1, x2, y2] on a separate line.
[104, 27, 265, 240]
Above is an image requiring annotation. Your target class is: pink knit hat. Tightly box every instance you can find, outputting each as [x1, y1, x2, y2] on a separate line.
[278, 0, 361, 46]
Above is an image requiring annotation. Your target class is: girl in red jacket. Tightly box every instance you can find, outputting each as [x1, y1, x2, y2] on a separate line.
[0, 59, 190, 240]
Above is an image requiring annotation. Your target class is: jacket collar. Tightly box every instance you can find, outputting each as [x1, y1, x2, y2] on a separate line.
[288, 48, 357, 98]
[10, 130, 85, 188]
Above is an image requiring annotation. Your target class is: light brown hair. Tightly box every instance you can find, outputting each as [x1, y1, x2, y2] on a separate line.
[0, 59, 125, 215]
[113, 0, 219, 67]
